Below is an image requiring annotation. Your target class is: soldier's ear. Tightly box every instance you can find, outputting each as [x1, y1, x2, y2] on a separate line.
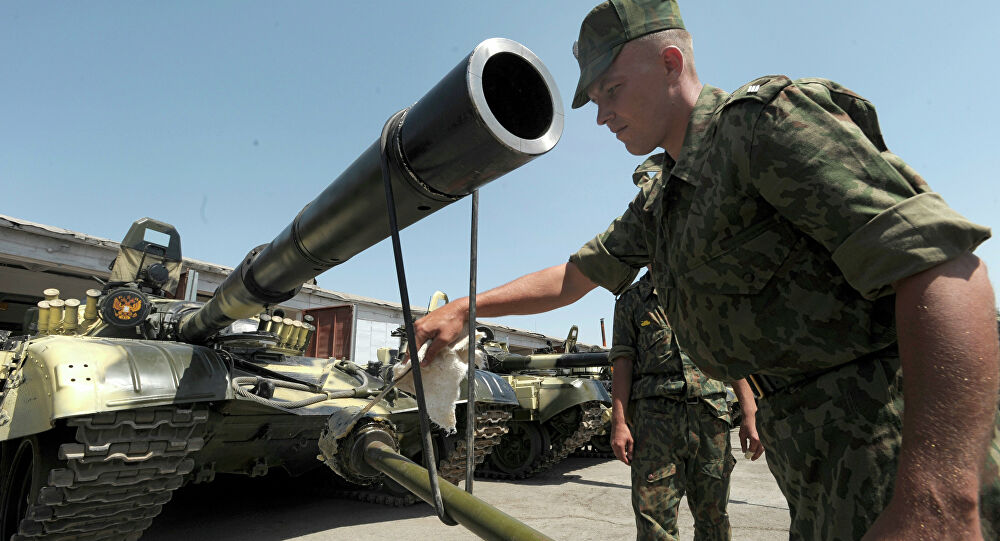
[660, 46, 684, 80]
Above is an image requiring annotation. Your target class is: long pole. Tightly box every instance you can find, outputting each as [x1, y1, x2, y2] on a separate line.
[465, 189, 479, 492]
[364, 441, 554, 541]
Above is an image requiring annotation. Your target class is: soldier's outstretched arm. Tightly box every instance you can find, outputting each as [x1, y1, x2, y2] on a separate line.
[413, 262, 598, 363]
[863, 253, 999, 540]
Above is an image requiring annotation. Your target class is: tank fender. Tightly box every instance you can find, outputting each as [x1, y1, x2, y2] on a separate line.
[459, 369, 519, 406]
[536, 377, 611, 423]
[0, 336, 230, 440]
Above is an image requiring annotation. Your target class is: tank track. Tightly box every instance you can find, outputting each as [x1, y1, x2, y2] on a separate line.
[435, 405, 511, 483]
[13, 405, 207, 541]
[573, 433, 615, 459]
[477, 400, 604, 480]
[331, 404, 511, 507]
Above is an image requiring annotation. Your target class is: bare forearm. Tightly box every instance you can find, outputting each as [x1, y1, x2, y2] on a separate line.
[731, 378, 757, 418]
[611, 356, 634, 426]
[414, 262, 597, 361]
[452, 262, 597, 318]
[893, 254, 999, 512]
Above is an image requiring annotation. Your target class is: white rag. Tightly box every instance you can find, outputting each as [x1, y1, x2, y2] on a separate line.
[392, 335, 483, 434]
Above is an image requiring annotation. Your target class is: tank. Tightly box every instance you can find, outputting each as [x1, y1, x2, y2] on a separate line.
[473, 327, 613, 479]
[550, 327, 615, 459]
[0, 36, 562, 541]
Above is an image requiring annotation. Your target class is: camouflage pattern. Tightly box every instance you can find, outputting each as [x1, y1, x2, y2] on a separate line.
[613, 272, 733, 539]
[631, 397, 734, 541]
[572, 0, 684, 109]
[570, 77, 999, 538]
[611, 272, 728, 418]
[631, 153, 663, 186]
[758, 354, 1000, 540]
[571, 78, 990, 383]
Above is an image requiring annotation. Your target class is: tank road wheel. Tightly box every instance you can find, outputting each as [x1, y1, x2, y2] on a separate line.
[586, 433, 614, 456]
[545, 406, 583, 445]
[535, 401, 605, 472]
[485, 421, 550, 479]
[1, 436, 48, 541]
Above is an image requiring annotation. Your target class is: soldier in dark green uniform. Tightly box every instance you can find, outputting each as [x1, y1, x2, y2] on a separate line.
[414, 1, 1000, 539]
[611, 267, 762, 540]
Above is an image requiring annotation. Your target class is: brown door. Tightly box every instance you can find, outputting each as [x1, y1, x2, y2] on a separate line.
[305, 305, 353, 359]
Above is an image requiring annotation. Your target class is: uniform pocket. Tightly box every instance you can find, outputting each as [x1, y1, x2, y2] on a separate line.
[681, 217, 796, 294]
[644, 463, 677, 483]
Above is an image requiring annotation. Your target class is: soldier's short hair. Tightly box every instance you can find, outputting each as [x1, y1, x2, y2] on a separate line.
[632, 28, 696, 76]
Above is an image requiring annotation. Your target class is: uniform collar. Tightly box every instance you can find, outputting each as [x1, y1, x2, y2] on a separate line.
[665, 84, 729, 186]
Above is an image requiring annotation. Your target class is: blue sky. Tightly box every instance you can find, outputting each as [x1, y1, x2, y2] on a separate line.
[3, 1, 998, 346]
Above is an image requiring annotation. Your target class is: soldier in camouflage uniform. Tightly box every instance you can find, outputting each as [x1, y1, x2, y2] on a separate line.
[611, 269, 762, 540]
[414, 1, 1000, 539]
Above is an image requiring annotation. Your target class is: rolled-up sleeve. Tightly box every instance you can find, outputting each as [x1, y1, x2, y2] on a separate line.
[609, 292, 637, 363]
[750, 82, 990, 299]
[569, 195, 646, 296]
[833, 192, 990, 298]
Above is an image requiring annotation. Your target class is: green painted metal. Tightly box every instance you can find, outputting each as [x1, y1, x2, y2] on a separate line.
[536, 377, 608, 423]
[364, 441, 554, 541]
[490, 351, 610, 371]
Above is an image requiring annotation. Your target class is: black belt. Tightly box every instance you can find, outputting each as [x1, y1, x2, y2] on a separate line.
[643, 392, 722, 405]
[747, 344, 898, 399]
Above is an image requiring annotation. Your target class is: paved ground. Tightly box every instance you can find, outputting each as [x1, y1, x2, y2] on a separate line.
[145, 430, 790, 540]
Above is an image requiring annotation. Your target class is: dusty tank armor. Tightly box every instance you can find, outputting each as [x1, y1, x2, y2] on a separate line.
[0, 36, 562, 541]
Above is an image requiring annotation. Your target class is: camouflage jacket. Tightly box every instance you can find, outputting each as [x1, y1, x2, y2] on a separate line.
[571, 77, 991, 383]
[610, 273, 728, 411]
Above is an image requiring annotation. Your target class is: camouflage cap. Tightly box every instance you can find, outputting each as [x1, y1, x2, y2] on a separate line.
[571, 0, 685, 109]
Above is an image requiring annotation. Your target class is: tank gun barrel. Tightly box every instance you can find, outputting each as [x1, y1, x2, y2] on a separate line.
[178, 38, 563, 343]
[364, 441, 553, 541]
[488, 351, 610, 371]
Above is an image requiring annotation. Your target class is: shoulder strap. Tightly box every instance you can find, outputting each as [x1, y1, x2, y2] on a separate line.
[720, 75, 792, 111]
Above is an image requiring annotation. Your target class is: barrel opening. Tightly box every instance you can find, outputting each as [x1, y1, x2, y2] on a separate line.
[481, 53, 553, 140]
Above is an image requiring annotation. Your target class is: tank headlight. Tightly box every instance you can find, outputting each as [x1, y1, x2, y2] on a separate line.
[226, 319, 260, 334]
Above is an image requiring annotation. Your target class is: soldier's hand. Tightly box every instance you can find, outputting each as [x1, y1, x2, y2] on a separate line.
[739, 413, 764, 461]
[413, 300, 468, 366]
[611, 422, 633, 465]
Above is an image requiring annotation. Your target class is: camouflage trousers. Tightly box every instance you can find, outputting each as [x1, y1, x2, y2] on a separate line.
[757, 354, 1000, 540]
[630, 396, 736, 541]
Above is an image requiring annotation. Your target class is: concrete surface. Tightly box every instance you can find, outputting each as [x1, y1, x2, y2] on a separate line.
[145, 430, 790, 540]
